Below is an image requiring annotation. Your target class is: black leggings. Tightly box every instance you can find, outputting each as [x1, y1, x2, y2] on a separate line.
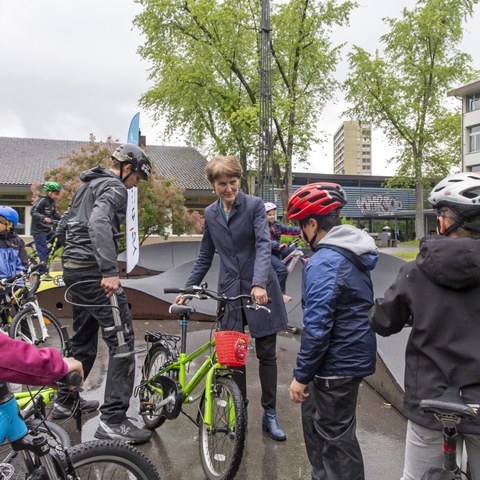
[232, 333, 278, 410]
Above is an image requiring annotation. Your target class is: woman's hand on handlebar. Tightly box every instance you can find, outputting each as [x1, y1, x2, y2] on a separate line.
[174, 294, 189, 305]
[251, 285, 268, 305]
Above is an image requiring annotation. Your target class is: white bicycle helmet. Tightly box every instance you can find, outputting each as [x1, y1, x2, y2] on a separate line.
[264, 202, 277, 213]
[428, 172, 480, 234]
[428, 172, 480, 216]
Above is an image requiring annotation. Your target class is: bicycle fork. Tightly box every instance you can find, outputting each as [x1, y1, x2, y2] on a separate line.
[23, 302, 50, 343]
[203, 368, 236, 435]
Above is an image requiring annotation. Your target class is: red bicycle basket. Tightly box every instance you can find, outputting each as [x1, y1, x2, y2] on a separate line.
[214, 331, 249, 367]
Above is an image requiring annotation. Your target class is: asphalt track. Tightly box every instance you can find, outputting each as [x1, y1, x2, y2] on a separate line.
[39, 240, 409, 411]
[40, 241, 414, 478]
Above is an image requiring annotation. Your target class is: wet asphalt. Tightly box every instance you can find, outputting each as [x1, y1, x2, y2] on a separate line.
[55, 317, 407, 480]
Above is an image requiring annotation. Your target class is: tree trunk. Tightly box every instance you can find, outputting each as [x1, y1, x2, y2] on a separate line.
[415, 182, 424, 240]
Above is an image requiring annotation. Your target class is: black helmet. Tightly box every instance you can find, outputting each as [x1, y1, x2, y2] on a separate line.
[112, 144, 152, 181]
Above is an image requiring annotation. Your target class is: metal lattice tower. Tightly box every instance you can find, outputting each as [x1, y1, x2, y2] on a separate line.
[257, 0, 274, 202]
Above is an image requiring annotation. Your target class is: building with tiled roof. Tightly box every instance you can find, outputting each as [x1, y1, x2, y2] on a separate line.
[0, 136, 214, 235]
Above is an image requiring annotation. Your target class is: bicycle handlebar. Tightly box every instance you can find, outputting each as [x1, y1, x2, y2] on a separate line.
[0, 264, 42, 287]
[164, 284, 271, 313]
[58, 371, 83, 388]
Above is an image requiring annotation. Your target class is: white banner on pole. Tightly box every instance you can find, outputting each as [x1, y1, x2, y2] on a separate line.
[126, 186, 139, 273]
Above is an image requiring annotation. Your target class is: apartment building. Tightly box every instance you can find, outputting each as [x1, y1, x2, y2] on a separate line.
[449, 78, 480, 171]
[333, 120, 372, 175]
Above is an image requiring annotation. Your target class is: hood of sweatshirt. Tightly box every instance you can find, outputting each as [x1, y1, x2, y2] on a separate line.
[319, 224, 379, 271]
[80, 166, 121, 183]
[416, 235, 480, 289]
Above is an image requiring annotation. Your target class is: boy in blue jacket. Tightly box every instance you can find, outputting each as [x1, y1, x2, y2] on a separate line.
[287, 183, 378, 480]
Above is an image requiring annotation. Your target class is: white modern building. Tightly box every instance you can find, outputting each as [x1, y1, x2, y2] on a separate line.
[449, 78, 480, 172]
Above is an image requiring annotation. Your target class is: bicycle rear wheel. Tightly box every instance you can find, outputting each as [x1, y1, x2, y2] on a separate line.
[199, 377, 246, 480]
[67, 440, 161, 480]
[9, 306, 65, 351]
[139, 343, 177, 429]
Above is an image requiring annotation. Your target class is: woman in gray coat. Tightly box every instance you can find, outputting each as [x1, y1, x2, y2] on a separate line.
[179, 155, 288, 441]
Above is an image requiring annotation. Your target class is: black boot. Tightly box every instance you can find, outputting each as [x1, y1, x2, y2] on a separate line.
[262, 409, 286, 441]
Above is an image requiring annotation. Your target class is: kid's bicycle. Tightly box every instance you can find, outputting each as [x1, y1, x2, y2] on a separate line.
[0, 375, 161, 480]
[137, 283, 270, 480]
[419, 386, 477, 479]
[25, 236, 63, 292]
[0, 269, 65, 354]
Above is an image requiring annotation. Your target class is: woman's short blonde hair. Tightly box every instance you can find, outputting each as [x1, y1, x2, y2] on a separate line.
[205, 156, 243, 185]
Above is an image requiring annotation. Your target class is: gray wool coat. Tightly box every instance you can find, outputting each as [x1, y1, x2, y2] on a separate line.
[185, 191, 288, 338]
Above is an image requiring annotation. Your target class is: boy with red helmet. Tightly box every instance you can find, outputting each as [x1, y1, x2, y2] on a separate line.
[287, 182, 378, 480]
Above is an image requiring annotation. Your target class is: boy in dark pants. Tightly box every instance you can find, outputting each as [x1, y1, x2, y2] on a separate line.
[30, 182, 62, 278]
[53, 144, 152, 444]
[287, 183, 378, 480]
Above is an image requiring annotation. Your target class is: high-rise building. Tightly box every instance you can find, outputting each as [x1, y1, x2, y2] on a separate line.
[333, 120, 372, 175]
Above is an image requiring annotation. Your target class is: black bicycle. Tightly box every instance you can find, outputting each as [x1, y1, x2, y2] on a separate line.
[419, 386, 477, 479]
[0, 369, 161, 480]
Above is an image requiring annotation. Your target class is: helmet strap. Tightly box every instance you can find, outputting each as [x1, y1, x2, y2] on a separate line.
[119, 163, 133, 184]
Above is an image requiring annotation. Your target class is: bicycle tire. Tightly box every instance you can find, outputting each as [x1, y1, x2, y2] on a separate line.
[199, 377, 246, 480]
[420, 467, 456, 479]
[67, 440, 161, 480]
[25, 419, 72, 448]
[139, 343, 177, 430]
[9, 306, 65, 351]
[27, 271, 41, 294]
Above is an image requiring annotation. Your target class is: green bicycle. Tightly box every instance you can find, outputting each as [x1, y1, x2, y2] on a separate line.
[138, 284, 268, 480]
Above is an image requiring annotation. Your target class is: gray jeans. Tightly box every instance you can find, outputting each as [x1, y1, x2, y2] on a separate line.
[402, 420, 480, 480]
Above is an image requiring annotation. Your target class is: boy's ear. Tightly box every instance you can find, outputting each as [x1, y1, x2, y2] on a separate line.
[437, 215, 448, 235]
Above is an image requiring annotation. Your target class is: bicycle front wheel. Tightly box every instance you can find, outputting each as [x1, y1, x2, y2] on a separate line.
[9, 306, 65, 351]
[199, 377, 246, 480]
[67, 440, 161, 480]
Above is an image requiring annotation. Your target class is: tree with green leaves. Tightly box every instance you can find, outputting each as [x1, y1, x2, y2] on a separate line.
[42, 135, 193, 245]
[134, 0, 355, 206]
[344, 0, 479, 239]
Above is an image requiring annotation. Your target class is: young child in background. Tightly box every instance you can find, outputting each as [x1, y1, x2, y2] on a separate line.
[264, 202, 301, 302]
[0, 206, 27, 283]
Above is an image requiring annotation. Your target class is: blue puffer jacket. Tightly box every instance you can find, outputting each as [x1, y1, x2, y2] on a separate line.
[0, 232, 26, 280]
[293, 225, 378, 384]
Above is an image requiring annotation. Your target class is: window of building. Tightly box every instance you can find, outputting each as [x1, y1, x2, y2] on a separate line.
[467, 93, 480, 112]
[469, 125, 480, 152]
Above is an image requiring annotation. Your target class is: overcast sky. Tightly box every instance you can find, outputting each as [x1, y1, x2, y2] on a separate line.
[0, 0, 478, 175]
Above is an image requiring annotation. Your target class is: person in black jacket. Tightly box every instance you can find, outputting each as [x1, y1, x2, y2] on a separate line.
[30, 182, 62, 278]
[52, 144, 152, 444]
[369, 172, 480, 480]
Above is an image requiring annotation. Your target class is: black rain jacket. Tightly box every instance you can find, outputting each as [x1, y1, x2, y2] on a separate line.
[369, 235, 480, 433]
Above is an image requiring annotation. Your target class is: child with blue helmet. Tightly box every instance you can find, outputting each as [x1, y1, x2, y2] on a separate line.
[0, 206, 27, 282]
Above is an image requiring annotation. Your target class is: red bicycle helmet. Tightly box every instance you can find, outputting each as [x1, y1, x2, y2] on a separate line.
[287, 182, 347, 221]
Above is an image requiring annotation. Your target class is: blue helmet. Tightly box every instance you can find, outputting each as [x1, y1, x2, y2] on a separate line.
[0, 206, 19, 228]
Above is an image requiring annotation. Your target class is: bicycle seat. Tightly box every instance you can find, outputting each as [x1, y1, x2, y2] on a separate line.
[419, 386, 477, 420]
[169, 304, 196, 316]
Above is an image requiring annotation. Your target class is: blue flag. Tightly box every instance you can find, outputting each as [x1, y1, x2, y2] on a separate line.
[127, 112, 140, 146]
